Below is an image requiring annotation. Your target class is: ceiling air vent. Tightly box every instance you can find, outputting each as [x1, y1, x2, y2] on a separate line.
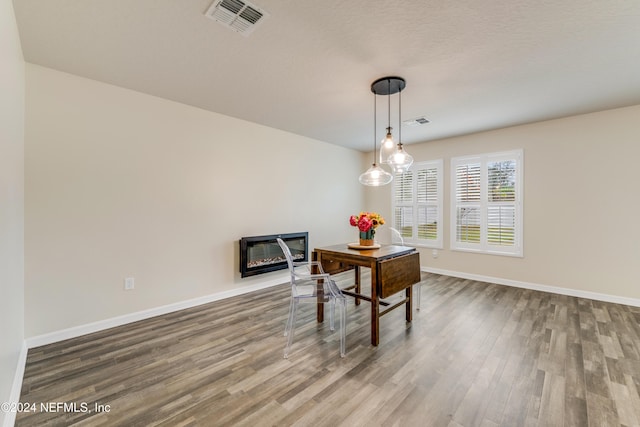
[403, 116, 430, 126]
[205, 0, 269, 36]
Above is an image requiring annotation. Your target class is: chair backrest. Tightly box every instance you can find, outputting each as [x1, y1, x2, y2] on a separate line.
[276, 238, 296, 278]
[277, 237, 327, 299]
[389, 227, 405, 246]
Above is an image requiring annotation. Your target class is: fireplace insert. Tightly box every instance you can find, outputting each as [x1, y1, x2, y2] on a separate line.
[239, 232, 308, 278]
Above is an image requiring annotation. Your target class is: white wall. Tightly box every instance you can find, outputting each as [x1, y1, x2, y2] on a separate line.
[24, 64, 365, 338]
[367, 105, 640, 300]
[0, 0, 25, 425]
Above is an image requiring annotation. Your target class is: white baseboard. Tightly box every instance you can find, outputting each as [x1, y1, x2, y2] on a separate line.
[2, 342, 28, 427]
[25, 274, 288, 349]
[422, 266, 640, 308]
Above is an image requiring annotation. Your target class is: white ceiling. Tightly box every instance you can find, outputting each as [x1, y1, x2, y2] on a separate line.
[13, 0, 640, 152]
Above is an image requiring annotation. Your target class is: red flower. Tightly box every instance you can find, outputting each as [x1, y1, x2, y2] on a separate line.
[349, 215, 358, 227]
[357, 216, 373, 232]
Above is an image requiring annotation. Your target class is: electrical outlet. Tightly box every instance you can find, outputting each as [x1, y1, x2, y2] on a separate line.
[124, 277, 135, 290]
[432, 249, 438, 259]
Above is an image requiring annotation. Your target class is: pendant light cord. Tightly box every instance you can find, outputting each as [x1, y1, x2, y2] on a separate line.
[398, 85, 402, 144]
[373, 91, 377, 164]
[387, 78, 391, 133]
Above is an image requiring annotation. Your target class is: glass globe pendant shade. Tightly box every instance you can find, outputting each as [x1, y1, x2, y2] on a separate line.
[359, 163, 393, 186]
[379, 127, 395, 164]
[388, 143, 414, 174]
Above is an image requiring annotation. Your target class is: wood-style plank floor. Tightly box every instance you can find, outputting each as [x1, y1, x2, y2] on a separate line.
[16, 273, 640, 426]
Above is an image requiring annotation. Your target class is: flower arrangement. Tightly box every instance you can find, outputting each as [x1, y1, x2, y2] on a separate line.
[349, 212, 385, 245]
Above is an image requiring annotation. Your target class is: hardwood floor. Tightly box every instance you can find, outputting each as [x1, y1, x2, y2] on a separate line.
[16, 273, 640, 426]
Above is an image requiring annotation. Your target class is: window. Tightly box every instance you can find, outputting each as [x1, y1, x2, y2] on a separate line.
[451, 150, 523, 256]
[391, 160, 443, 248]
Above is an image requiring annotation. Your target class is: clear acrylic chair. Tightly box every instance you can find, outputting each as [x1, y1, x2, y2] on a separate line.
[277, 238, 346, 358]
[389, 227, 421, 310]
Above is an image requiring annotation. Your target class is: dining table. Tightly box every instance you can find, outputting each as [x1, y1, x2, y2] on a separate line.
[312, 243, 421, 346]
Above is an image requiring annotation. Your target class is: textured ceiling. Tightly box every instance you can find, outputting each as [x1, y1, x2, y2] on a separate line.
[13, 0, 640, 152]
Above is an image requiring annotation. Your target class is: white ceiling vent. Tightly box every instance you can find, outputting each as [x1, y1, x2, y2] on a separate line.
[403, 116, 430, 126]
[205, 0, 268, 36]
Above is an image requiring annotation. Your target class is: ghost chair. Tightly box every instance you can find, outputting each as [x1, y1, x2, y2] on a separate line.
[277, 238, 346, 358]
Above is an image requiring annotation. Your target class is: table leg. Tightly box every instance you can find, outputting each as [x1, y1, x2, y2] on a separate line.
[406, 285, 412, 322]
[354, 265, 361, 306]
[371, 263, 379, 346]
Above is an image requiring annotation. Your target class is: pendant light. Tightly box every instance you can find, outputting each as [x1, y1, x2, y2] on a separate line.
[387, 78, 413, 174]
[359, 88, 393, 186]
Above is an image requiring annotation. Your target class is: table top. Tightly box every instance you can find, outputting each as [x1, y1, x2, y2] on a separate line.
[314, 243, 416, 261]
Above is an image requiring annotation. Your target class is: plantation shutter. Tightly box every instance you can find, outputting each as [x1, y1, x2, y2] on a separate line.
[391, 160, 443, 247]
[393, 170, 414, 239]
[455, 162, 481, 244]
[451, 150, 523, 256]
[487, 159, 517, 246]
[416, 167, 439, 241]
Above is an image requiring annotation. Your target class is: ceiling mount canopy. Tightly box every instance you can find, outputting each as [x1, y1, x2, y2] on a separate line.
[371, 76, 406, 96]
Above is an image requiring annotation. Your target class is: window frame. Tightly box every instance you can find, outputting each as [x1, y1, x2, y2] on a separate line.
[391, 159, 443, 249]
[450, 149, 523, 257]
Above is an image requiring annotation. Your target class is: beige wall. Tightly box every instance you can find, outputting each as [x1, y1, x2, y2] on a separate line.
[0, 0, 25, 423]
[367, 104, 640, 300]
[20, 61, 640, 341]
[25, 64, 364, 338]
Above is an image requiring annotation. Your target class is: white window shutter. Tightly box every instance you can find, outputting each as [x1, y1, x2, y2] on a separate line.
[391, 160, 443, 248]
[451, 150, 523, 256]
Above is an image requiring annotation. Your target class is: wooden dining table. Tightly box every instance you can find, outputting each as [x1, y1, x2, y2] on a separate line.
[312, 244, 421, 346]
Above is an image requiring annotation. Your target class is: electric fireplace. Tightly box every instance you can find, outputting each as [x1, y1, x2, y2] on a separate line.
[239, 232, 308, 278]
